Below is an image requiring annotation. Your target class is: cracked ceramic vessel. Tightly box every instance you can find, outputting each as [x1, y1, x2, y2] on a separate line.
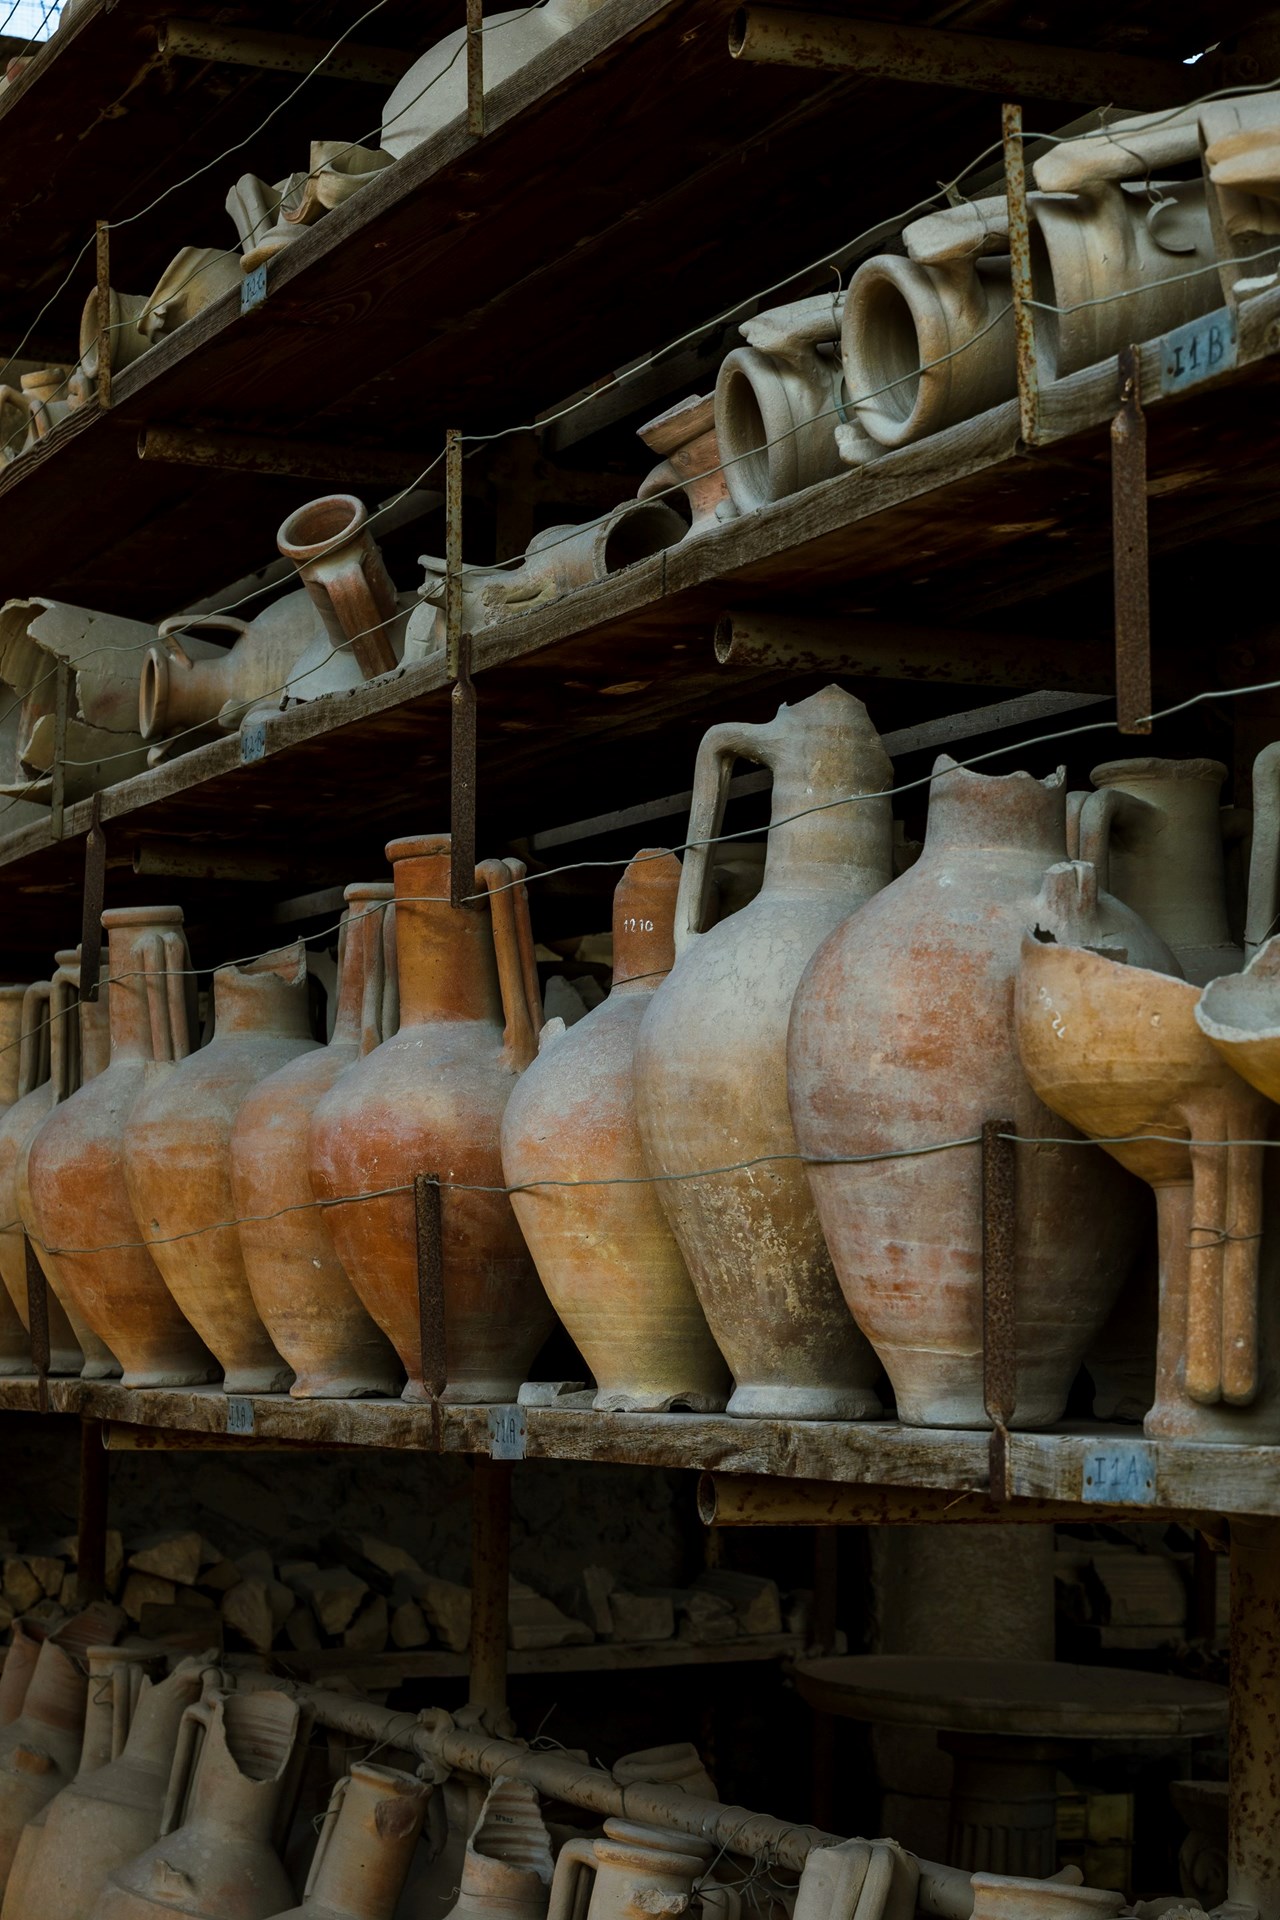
[139, 600, 318, 760]
[311, 835, 551, 1403]
[789, 774, 1164, 1431]
[502, 851, 730, 1413]
[842, 197, 1016, 450]
[25, 909, 215, 1390]
[231, 885, 403, 1399]
[2, 1657, 209, 1920]
[634, 687, 893, 1419]
[1200, 89, 1280, 300]
[124, 944, 319, 1393]
[0, 1634, 91, 1890]
[0, 598, 153, 800]
[90, 1689, 303, 1920]
[546, 1820, 714, 1920]
[271, 1761, 430, 1920]
[1017, 923, 1275, 1442]
[636, 395, 735, 535]
[714, 295, 850, 513]
[230, 144, 393, 273]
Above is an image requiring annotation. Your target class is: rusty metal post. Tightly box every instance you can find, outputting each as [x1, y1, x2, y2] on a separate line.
[445, 428, 464, 675]
[414, 1171, 447, 1398]
[1112, 345, 1153, 736]
[466, 0, 484, 136]
[95, 221, 112, 410]
[1229, 1519, 1280, 1918]
[469, 1456, 512, 1719]
[77, 1418, 109, 1602]
[981, 1118, 1017, 1499]
[48, 654, 70, 840]
[24, 1234, 49, 1413]
[1002, 103, 1039, 449]
[445, 428, 477, 909]
[80, 795, 106, 1002]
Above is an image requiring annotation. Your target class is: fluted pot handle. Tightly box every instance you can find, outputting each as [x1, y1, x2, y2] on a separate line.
[48, 965, 81, 1107]
[1245, 741, 1280, 956]
[676, 716, 783, 952]
[476, 858, 542, 1072]
[159, 1696, 216, 1837]
[16, 982, 51, 1101]
[1185, 1100, 1265, 1407]
[1075, 785, 1157, 896]
[136, 929, 192, 1064]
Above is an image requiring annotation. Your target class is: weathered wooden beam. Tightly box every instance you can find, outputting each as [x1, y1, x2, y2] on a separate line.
[132, 838, 295, 883]
[727, 10, 1190, 108]
[697, 1474, 1208, 1529]
[138, 426, 431, 489]
[712, 609, 1115, 691]
[157, 20, 411, 86]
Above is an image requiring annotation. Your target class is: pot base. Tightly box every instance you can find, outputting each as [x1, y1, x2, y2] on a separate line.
[404, 1375, 525, 1405]
[289, 1369, 403, 1400]
[892, 1386, 1067, 1431]
[222, 1362, 294, 1395]
[120, 1360, 221, 1389]
[49, 1346, 87, 1375]
[595, 1384, 729, 1414]
[726, 1381, 883, 1420]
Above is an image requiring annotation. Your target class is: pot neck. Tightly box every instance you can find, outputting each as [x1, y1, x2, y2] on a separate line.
[308, 1767, 427, 1918]
[212, 945, 312, 1039]
[919, 760, 1067, 863]
[393, 851, 502, 1028]
[123, 1665, 207, 1777]
[759, 693, 893, 899]
[612, 851, 679, 993]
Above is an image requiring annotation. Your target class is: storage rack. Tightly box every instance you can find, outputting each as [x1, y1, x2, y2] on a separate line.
[0, 0, 1277, 1911]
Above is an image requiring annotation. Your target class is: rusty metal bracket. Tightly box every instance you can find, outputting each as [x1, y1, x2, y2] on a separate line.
[414, 1171, 447, 1399]
[80, 794, 106, 1002]
[24, 1233, 49, 1412]
[981, 1118, 1017, 1498]
[1112, 345, 1153, 737]
[48, 654, 70, 840]
[95, 221, 111, 411]
[466, 0, 484, 136]
[1002, 103, 1040, 450]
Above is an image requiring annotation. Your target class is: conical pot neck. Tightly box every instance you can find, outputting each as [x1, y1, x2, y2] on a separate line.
[20, 1639, 86, 1735]
[612, 852, 679, 992]
[190, 1693, 298, 1840]
[308, 1764, 427, 1917]
[332, 887, 393, 1046]
[104, 910, 189, 1063]
[755, 689, 894, 898]
[121, 1664, 207, 1778]
[920, 759, 1067, 861]
[390, 843, 502, 1028]
[212, 945, 312, 1038]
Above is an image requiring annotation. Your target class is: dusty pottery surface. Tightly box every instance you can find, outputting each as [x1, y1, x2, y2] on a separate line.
[1200, 89, 1280, 300]
[790, 784, 1155, 1431]
[139, 598, 318, 761]
[124, 945, 319, 1393]
[1076, 757, 1243, 986]
[714, 295, 850, 513]
[231, 885, 403, 1399]
[312, 837, 550, 1403]
[636, 395, 735, 535]
[277, 494, 405, 683]
[443, 1776, 554, 1920]
[272, 1761, 430, 1920]
[544, 1818, 714, 1920]
[1017, 930, 1275, 1443]
[90, 1688, 302, 1920]
[969, 1874, 1124, 1920]
[137, 246, 241, 343]
[502, 852, 730, 1413]
[27, 910, 215, 1390]
[843, 196, 1016, 450]
[0, 1630, 38, 1728]
[0, 1635, 89, 1890]
[635, 687, 893, 1419]
[0, 599, 152, 799]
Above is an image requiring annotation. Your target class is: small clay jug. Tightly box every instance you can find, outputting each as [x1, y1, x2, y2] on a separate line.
[502, 852, 729, 1411]
[90, 1688, 303, 1920]
[545, 1821, 714, 1920]
[269, 1762, 431, 1920]
[26, 910, 215, 1389]
[442, 1776, 553, 1920]
[230, 886, 403, 1398]
[124, 944, 319, 1392]
[789, 773, 1158, 1429]
[0, 1634, 90, 1889]
[310, 837, 551, 1403]
[634, 687, 894, 1418]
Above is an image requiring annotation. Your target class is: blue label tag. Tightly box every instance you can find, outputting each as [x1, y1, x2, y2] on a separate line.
[488, 1405, 526, 1460]
[225, 1396, 255, 1435]
[240, 264, 268, 315]
[1081, 1442, 1156, 1504]
[1159, 308, 1236, 394]
[240, 721, 268, 764]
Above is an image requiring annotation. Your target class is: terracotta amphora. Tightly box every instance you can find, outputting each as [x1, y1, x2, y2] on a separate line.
[0, 1632, 92, 1889]
[5, 1657, 212, 1920]
[443, 1776, 554, 1920]
[277, 495, 401, 680]
[230, 886, 403, 1398]
[789, 776, 1164, 1430]
[89, 1688, 304, 1920]
[269, 1762, 430, 1920]
[124, 944, 320, 1393]
[502, 852, 729, 1411]
[546, 1820, 714, 1920]
[0, 1633, 38, 1730]
[26, 909, 216, 1389]
[1016, 922, 1274, 1443]
[634, 687, 895, 1418]
[310, 837, 551, 1403]
[139, 604, 316, 761]
[1075, 758, 1243, 985]
[714, 296, 849, 512]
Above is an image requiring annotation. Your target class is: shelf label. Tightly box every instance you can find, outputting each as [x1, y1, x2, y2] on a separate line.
[488, 1405, 526, 1460]
[1080, 1441, 1156, 1505]
[241, 264, 269, 315]
[240, 721, 268, 764]
[1159, 308, 1236, 395]
[225, 1396, 255, 1435]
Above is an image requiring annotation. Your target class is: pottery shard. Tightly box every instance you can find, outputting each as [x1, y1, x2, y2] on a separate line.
[222, 1576, 279, 1654]
[391, 1600, 430, 1649]
[419, 1575, 471, 1652]
[296, 1566, 370, 1636]
[122, 1572, 177, 1622]
[344, 1592, 389, 1652]
[284, 1607, 321, 1653]
[2, 1559, 42, 1614]
[128, 1531, 204, 1587]
[508, 1579, 594, 1650]
[696, 1571, 783, 1636]
[27, 1555, 66, 1598]
[610, 1590, 675, 1642]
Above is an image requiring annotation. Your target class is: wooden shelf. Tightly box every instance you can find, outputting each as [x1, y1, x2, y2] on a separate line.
[275, 1632, 804, 1684]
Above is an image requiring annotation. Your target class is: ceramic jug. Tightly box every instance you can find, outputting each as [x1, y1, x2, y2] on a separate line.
[546, 1820, 714, 1920]
[0, 1633, 91, 1889]
[90, 1688, 303, 1920]
[634, 687, 894, 1418]
[26, 909, 216, 1389]
[442, 1776, 554, 1920]
[789, 772, 1163, 1429]
[842, 197, 1016, 450]
[230, 885, 403, 1399]
[269, 1762, 430, 1920]
[139, 602, 317, 759]
[0, 1631, 38, 1729]
[277, 494, 401, 680]
[312, 837, 550, 1402]
[502, 852, 729, 1411]
[636, 395, 734, 535]
[124, 944, 320, 1393]
[714, 296, 850, 513]
[1075, 758, 1243, 985]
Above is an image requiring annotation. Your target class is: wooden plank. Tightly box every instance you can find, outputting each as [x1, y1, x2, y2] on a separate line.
[277, 1632, 803, 1679]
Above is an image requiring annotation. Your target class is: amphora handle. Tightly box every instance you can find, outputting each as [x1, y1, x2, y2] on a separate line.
[158, 1694, 217, 1837]
[134, 929, 192, 1064]
[155, 613, 251, 671]
[16, 982, 51, 1101]
[303, 1772, 349, 1899]
[476, 858, 542, 1072]
[676, 716, 783, 952]
[1075, 785, 1158, 896]
[48, 963, 81, 1107]
[547, 1836, 602, 1920]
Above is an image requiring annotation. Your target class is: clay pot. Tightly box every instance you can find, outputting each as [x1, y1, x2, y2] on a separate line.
[311, 836, 551, 1403]
[714, 295, 849, 513]
[636, 395, 735, 535]
[0, 1635, 90, 1889]
[26, 910, 215, 1389]
[270, 1762, 430, 1919]
[1016, 928, 1273, 1443]
[546, 1820, 714, 1920]
[91, 1688, 304, 1920]
[139, 601, 317, 760]
[842, 197, 1016, 450]
[1075, 758, 1243, 985]
[444, 1777, 553, 1920]
[231, 886, 403, 1398]
[0, 1631, 38, 1728]
[278, 494, 401, 680]
[124, 943, 319, 1392]
[502, 853, 729, 1412]
[789, 776, 1159, 1430]
[6, 1658, 213, 1920]
[232, 144, 393, 271]
[635, 687, 893, 1418]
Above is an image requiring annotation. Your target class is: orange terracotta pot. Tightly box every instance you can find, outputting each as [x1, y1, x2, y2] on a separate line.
[502, 852, 729, 1412]
[311, 836, 551, 1402]
[0, 1635, 89, 1890]
[124, 945, 320, 1392]
[230, 885, 403, 1399]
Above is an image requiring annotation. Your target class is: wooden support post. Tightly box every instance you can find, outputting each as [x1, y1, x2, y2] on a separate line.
[1112, 345, 1153, 736]
[48, 654, 70, 841]
[466, 0, 485, 137]
[1002, 104, 1039, 450]
[1230, 1519, 1280, 1919]
[469, 1457, 512, 1719]
[95, 221, 111, 410]
[981, 1118, 1017, 1500]
[80, 794, 106, 1002]
[76, 1418, 108, 1602]
[414, 1172, 447, 1399]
